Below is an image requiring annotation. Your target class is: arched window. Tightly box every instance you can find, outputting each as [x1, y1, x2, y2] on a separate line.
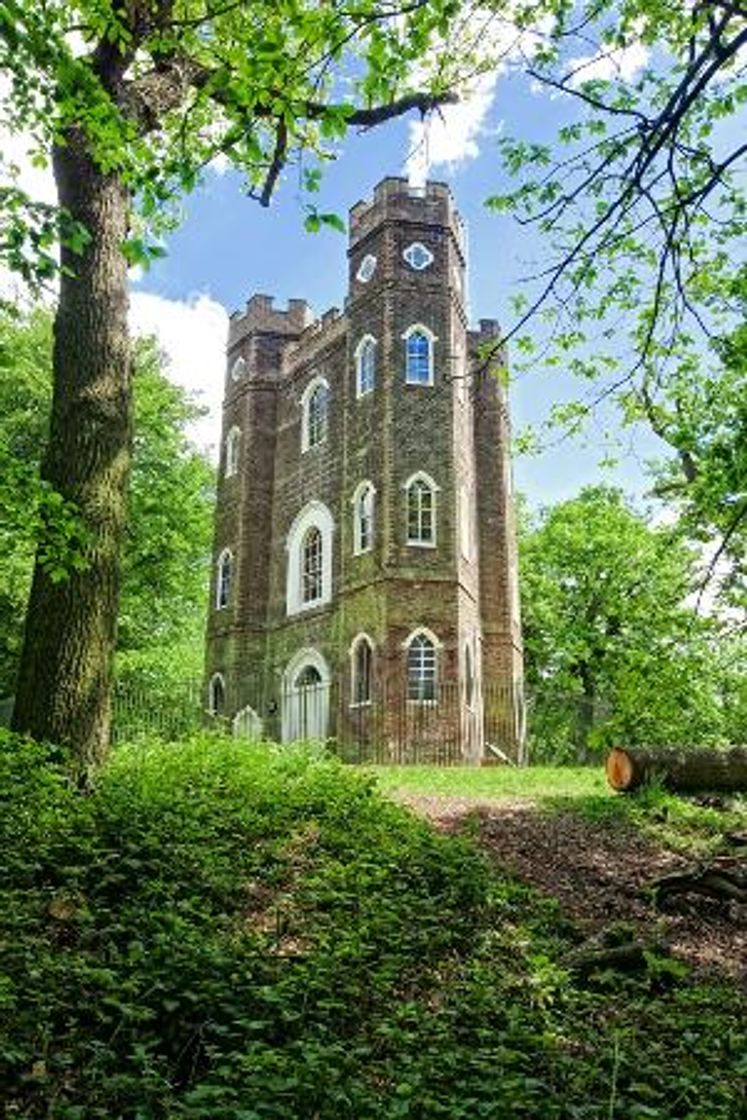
[285, 500, 334, 616]
[350, 634, 374, 705]
[405, 472, 438, 546]
[301, 376, 330, 451]
[216, 548, 233, 609]
[224, 426, 241, 478]
[355, 335, 376, 397]
[405, 630, 439, 701]
[352, 481, 375, 554]
[230, 356, 246, 381]
[403, 324, 436, 385]
[208, 673, 225, 716]
[301, 526, 323, 605]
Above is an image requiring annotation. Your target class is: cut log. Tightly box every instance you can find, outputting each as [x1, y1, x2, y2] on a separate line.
[606, 746, 747, 793]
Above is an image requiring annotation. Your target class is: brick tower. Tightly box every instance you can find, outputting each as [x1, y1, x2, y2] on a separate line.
[205, 177, 524, 762]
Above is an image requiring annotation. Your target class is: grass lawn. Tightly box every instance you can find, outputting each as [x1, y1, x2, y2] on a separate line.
[369, 763, 610, 801]
[1, 734, 744, 1119]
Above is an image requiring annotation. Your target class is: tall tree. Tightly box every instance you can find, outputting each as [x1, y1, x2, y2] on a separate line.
[519, 487, 732, 762]
[0, 0, 468, 771]
[0, 308, 213, 697]
[488, 1, 746, 592]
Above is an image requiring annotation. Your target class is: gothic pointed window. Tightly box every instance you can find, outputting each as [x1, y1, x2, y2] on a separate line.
[285, 501, 334, 616]
[406, 631, 438, 701]
[356, 254, 377, 283]
[216, 549, 233, 609]
[301, 526, 323, 604]
[225, 426, 241, 478]
[302, 376, 330, 451]
[230, 356, 246, 381]
[403, 324, 436, 385]
[351, 634, 374, 705]
[209, 673, 225, 716]
[405, 472, 437, 546]
[355, 335, 376, 397]
[352, 480, 375, 554]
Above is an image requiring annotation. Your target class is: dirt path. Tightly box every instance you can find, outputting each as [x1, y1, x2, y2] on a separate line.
[396, 793, 747, 981]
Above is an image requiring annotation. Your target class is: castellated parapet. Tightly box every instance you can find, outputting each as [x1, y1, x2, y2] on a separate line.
[228, 294, 314, 350]
[205, 177, 524, 764]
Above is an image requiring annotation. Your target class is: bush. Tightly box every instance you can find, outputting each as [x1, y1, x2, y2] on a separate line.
[0, 733, 744, 1118]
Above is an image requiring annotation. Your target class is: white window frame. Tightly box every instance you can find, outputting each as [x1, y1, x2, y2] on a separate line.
[351, 480, 375, 555]
[403, 242, 434, 271]
[349, 633, 375, 707]
[224, 426, 241, 478]
[208, 672, 226, 716]
[404, 471, 439, 548]
[301, 525, 324, 605]
[215, 548, 233, 609]
[402, 323, 437, 386]
[356, 254, 377, 283]
[355, 334, 377, 398]
[300, 375, 330, 453]
[403, 627, 442, 703]
[230, 356, 246, 381]
[285, 500, 335, 616]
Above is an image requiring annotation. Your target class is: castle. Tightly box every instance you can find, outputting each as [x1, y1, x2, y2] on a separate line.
[205, 177, 524, 763]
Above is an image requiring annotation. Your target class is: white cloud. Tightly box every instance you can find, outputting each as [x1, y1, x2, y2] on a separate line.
[129, 291, 228, 458]
[405, 10, 551, 185]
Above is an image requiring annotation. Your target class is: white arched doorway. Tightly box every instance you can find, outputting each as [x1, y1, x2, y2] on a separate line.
[281, 648, 330, 743]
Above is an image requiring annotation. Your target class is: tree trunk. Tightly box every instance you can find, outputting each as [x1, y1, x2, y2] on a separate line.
[11, 129, 131, 777]
[606, 746, 747, 793]
[574, 665, 595, 764]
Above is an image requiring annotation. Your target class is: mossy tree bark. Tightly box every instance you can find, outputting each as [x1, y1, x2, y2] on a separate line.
[11, 128, 131, 776]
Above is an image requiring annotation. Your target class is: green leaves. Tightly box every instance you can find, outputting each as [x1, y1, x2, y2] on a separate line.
[518, 486, 738, 761]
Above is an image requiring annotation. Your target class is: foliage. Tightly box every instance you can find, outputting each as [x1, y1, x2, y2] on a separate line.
[1, 733, 745, 1118]
[489, 0, 746, 597]
[0, 308, 213, 695]
[0, 1, 474, 272]
[518, 486, 739, 762]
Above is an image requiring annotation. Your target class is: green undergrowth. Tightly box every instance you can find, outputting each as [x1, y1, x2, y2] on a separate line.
[549, 782, 747, 858]
[1, 734, 745, 1119]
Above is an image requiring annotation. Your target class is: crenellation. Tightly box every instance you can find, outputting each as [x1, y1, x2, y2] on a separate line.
[228, 293, 313, 348]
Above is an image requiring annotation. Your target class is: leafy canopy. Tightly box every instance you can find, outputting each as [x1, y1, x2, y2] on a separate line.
[0, 0, 479, 273]
[519, 486, 743, 761]
[0, 308, 213, 695]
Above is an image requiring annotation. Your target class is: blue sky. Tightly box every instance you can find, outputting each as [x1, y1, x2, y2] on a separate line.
[132, 64, 669, 511]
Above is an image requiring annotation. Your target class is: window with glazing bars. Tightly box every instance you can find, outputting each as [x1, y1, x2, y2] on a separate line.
[307, 384, 329, 447]
[356, 485, 374, 552]
[407, 635, 437, 700]
[352, 639, 373, 704]
[357, 337, 376, 395]
[407, 479, 434, 544]
[301, 527, 323, 603]
[406, 331, 431, 384]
